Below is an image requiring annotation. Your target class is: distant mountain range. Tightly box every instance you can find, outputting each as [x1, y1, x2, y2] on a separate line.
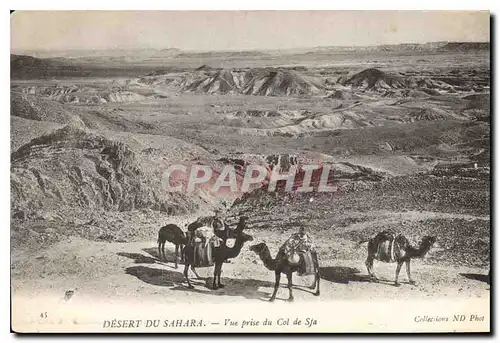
[437, 42, 490, 52]
[11, 41, 490, 80]
[12, 41, 489, 59]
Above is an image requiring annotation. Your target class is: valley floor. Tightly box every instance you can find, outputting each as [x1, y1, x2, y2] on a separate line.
[11, 237, 490, 306]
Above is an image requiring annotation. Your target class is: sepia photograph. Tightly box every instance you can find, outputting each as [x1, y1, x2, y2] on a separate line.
[9, 9, 491, 333]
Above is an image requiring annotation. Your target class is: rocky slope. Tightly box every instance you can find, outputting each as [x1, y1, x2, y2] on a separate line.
[11, 125, 200, 222]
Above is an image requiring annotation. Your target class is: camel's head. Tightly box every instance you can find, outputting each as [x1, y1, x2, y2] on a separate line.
[241, 232, 254, 243]
[249, 242, 266, 254]
[421, 235, 437, 247]
[233, 216, 249, 234]
[227, 227, 253, 242]
[419, 236, 437, 255]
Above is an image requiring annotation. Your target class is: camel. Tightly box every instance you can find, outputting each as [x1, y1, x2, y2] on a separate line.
[359, 229, 437, 286]
[183, 219, 253, 290]
[249, 229, 320, 302]
[157, 224, 187, 269]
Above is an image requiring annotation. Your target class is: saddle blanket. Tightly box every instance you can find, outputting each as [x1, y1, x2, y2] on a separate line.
[376, 239, 396, 262]
[296, 250, 316, 276]
[192, 241, 216, 267]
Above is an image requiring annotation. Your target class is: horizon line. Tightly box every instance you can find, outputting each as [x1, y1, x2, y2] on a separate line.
[10, 40, 491, 55]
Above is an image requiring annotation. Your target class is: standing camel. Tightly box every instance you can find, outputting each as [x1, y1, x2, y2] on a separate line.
[249, 228, 320, 302]
[359, 229, 437, 286]
[157, 224, 188, 269]
[183, 220, 253, 290]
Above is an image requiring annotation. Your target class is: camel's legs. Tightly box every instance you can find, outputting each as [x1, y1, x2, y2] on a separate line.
[286, 271, 294, 302]
[185, 245, 201, 279]
[365, 256, 378, 281]
[366, 241, 380, 281]
[306, 252, 316, 289]
[180, 244, 186, 261]
[191, 266, 201, 279]
[312, 251, 320, 296]
[174, 245, 179, 269]
[183, 263, 194, 289]
[212, 262, 223, 290]
[394, 261, 403, 286]
[406, 260, 415, 284]
[165, 243, 169, 261]
[364, 258, 371, 276]
[217, 264, 224, 288]
[211, 246, 224, 288]
[269, 270, 281, 302]
[307, 251, 318, 289]
[314, 269, 321, 296]
[212, 264, 218, 290]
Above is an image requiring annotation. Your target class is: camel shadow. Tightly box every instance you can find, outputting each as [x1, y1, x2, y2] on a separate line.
[460, 273, 490, 284]
[117, 247, 182, 270]
[117, 252, 158, 264]
[319, 266, 373, 284]
[125, 265, 274, 301]
[170, 277, 277, 301]
[125, 266, 187, 287]
[142, 247, 183, 267]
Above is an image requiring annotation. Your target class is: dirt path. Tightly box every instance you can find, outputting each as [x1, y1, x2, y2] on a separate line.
[11, 238, 490, 305]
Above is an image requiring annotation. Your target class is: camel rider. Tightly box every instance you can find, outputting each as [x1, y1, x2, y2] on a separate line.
[222, 215, 248, 263]
[213, 209, 224, 227]
[293, 226, 313, 274]
[293, 226, 312, 251]
[212, 210, 226, 240]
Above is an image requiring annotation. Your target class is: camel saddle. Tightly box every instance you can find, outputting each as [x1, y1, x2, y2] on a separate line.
[282, 232, 315, 276]
[283, 232, 313, 255]
[194, 216, 225, 231]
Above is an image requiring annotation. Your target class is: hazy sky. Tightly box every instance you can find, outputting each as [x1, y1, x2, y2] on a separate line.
[11, 10, 490, 52]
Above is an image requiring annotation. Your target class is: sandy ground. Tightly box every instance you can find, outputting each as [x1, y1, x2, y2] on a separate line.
[11, 237, 490, 306]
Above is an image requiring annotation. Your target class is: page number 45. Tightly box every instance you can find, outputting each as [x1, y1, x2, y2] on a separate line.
[40, 312, 47, 319]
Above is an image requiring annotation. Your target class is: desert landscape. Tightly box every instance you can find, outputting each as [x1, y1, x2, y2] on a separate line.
[11, 39, 491, 309]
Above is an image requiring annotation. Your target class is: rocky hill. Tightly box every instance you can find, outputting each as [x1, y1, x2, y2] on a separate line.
[341, 68, 415, 90]
[11, 125, 199, 221]
[182, 67, 323, 96]
[11, 54, 91, 79]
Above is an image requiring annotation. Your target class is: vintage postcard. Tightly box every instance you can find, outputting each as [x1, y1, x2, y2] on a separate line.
[10, 10, 491, 333]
